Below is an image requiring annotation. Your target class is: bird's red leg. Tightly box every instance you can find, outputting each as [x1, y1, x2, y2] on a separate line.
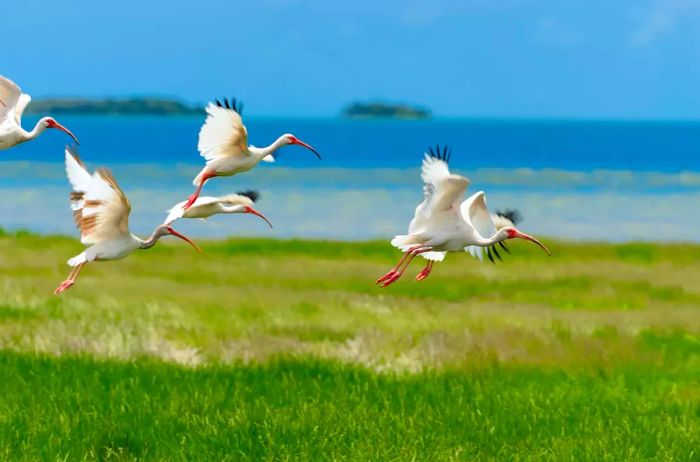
[183, 172, 217, 210]
[415, 261, 434, 282]
[376, 245, 422, 284]
[381, 247, 432, 287]
[54, 263, 85, 295]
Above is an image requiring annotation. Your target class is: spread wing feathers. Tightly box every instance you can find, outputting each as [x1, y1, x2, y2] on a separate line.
[422, 146, 469, 213]
[461, 191, 502, 263]
[461, 191, 497, 240]
[420, 145, 452, 187]
[15, 94, 31, 125]
[197, 98, 248, 164]
[409, 145, 468, 234]
[65, 147, 131, 245]
[0, 76, 22, 121]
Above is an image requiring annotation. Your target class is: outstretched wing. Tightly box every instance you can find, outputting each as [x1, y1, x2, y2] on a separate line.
[197, 98, 248, 165]
[460, 191, 499, 262]
[14, 94, 31, 126]
[0, 76, 22, 122]
[65, 147, 132, 245]
[409, 145, 469, 234]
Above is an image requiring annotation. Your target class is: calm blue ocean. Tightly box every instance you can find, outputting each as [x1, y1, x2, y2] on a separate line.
[6, 116, 700, 171]
[2, 116, 700, 242]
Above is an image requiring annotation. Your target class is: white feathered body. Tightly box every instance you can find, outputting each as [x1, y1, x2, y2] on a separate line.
[67, 235, 141, 267]
[192, 101, 277, 185]
[391, 151, 503, 262]
[0, 127, 25, 150]
[193, 155, 259, 185]
[63, 147, 142, 267]
[171, 200, 227, 219]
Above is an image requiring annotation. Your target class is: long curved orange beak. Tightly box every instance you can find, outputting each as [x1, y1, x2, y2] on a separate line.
[245, 206, 273, 228]
[167, 226, 202, 252]
[291, 138, 321, 159]
[512, 230, 550, 256]
[48, 120, 80, 145]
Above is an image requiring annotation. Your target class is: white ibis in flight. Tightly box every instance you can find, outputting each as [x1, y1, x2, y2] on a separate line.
[0, 76, 79, 150]
[55, 146, 201, 295]
[376, 145, 550, 287]
[164, 190, 273, 227]
[182, 98, 321, 210]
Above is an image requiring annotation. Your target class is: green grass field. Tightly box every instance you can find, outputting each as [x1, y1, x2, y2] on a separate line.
[0, 231, 699, 460]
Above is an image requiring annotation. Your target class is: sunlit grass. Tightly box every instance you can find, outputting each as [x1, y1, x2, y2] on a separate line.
[1, 233, 700, 459]
[0, 353, 699, 461]
[1, 233, 700, 366]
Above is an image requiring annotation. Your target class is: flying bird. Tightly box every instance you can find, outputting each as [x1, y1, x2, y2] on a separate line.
[0, 76, 79, 150]
[376, 146, 550, 287]
[55, 147, 201, 295]
[182, 98, 321, 210]
[164, 190, 273, 228]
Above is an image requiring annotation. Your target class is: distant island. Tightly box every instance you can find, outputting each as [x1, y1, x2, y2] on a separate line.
[342, 101, 430, 119]
[25, 98, 202, 116]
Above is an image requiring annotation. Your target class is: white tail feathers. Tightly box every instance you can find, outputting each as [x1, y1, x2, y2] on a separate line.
[390, 235, 416, 251]
[419, 251, 446, 262]
[67, 252, 87, 267]
[390, 234, 428, 251]
[391, 234, 445, 261]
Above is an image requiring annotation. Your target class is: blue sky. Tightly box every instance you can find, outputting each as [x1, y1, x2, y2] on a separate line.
[6, 0, 700, 117]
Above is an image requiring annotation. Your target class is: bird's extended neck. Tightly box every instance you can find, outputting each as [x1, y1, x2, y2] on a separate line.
[249, 135, 288, 161]
[21, 119, 48, 141]
[136, 227, 165, 250]
[472, 229, 505, 248]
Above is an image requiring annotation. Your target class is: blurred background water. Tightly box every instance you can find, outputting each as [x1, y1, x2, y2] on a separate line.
[2, 115, 700, 242]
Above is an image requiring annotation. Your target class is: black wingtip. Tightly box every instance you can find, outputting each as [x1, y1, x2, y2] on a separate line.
[491, 245, 502, 261]
[237, 190, 260, 202]
[426, 144, 451, 163]
[495, 209, 523, 226]
[486, 247, 495, 264]
[215, 97, 244, 115]
[499, 241, 511, 254]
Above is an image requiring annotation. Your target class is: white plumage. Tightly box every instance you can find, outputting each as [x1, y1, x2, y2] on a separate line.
[164, 191, 272, 228]
[0, 75, 79, 150]
[55, 147, 201, 295]
[197, 102, 249, 166]
[183, 98, 320, 210]
[377, 145, 550, 287]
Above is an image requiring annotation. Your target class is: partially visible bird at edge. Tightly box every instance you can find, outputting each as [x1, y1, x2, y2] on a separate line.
[0, 75, 79, 150]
